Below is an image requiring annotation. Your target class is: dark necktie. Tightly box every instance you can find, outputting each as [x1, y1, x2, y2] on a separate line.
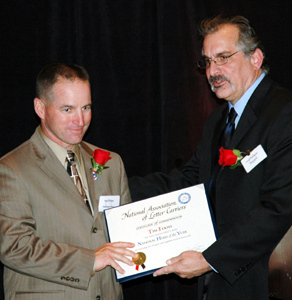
[219, 107, 237, 149]
[67, 151, 92, 214]
[208, 108, 238, 211]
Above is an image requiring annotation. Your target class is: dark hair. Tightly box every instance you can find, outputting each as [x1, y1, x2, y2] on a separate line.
[36, 63, 90, 100]
[199, 15, 269, 73]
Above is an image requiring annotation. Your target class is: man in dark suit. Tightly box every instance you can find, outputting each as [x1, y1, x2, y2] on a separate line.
[130, 15, 292, 299]
[0, 64, 137, 300]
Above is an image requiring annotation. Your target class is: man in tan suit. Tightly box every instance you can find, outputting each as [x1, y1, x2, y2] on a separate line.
[0, 64, 137, 300]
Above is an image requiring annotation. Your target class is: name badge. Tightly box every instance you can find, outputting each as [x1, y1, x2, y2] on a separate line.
[99, 195, 120, 212]
[241, 144, 267, 173]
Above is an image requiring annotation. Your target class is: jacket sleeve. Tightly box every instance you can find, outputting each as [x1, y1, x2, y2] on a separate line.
[129, 151, 201, 202]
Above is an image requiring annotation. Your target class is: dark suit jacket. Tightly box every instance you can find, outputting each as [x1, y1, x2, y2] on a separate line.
[0, 129, 131, 300]
[130, 75, 292, 299]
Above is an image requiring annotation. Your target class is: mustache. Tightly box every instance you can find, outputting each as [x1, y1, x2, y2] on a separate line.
[208, 75, 231, 86]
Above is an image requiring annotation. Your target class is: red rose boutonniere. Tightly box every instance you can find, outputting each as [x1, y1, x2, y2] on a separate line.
[91, 149, 112, 180]
[219, 147, 249, 169]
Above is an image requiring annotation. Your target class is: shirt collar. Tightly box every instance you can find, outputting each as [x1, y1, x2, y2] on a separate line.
[38, 126, 82, 166]
[228, 72, 266, 127]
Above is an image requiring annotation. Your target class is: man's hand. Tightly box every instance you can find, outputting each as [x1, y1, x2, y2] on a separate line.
[153, 251, 212, 279]
[94, 242, 138, 274]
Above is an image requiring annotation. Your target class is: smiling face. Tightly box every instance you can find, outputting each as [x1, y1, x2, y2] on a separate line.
[34, 78, 92, 150]
[203, 24, 263, 105]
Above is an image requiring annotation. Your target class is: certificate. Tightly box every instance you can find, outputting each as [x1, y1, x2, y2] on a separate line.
[104, 183, 217, 282]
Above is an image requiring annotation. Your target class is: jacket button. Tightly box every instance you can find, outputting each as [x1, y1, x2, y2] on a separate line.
[92, 227, 98, 233]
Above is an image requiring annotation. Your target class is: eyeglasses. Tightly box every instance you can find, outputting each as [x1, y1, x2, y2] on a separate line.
[197, 51, 239, 69]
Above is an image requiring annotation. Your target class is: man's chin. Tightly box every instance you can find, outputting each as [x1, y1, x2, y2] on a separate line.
[210, 83, 224, 93]
[214, 85, 233, 99]
[65, 136, 84, 147]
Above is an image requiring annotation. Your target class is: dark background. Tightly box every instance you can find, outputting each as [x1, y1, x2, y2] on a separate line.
[1, 1, 292, 299]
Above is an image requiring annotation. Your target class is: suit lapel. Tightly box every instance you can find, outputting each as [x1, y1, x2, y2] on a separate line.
[40, 153, 84, 202]
[202, 104, 229, 188]
[229, 103, 257, 149]
[210, 105, 229, 166]
[230, 75, 274, 149]
[80, 142, 99, 216]
[31, 129, 93, 213]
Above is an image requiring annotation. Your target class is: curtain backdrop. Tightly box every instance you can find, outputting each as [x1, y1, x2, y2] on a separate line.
[1, 1, 292, 299]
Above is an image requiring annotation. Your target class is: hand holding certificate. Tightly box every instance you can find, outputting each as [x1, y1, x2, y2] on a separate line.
[105, 183, 217, 282]
[153, 249, 213, 278]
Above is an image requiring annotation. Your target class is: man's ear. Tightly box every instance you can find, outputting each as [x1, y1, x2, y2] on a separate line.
[34, 98, 46, 119]
[251, 48, 264, 70]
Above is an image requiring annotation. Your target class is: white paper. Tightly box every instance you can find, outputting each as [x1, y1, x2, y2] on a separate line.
[104, 183, 217, 282]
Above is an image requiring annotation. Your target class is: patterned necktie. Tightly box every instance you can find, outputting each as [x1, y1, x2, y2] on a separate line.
[219, 108, 237, 149]
[67, 151, 92, 214]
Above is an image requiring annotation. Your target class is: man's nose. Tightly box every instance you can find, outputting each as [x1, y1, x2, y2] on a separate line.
[73, 111, 85, 126]
[207, 60, 221, 77]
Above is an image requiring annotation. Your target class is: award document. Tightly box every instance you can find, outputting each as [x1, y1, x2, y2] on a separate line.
[104, 183, 217, 282]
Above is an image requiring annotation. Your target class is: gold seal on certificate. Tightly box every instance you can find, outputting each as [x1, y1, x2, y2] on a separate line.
[133, 252, 146, 270]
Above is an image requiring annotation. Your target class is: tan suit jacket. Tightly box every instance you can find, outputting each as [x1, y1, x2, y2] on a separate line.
[0, 129, 131, 300]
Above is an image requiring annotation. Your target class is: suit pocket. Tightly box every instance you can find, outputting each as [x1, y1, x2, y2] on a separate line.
[15, 290, 64, 300]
